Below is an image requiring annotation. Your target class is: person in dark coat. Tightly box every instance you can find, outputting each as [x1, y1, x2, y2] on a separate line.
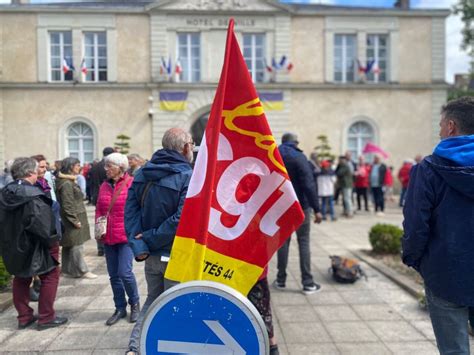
[124, 127, 193, 355]
[369, 154, 387, 215]
[274, 132, 323, 295]
[0, 157, 67, 330]
[402, 96, 474, 354]
[89, 147, 115, 256]
[56, 157, 96, 279]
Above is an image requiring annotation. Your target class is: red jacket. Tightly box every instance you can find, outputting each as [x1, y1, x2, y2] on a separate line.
[384, 168, 394, 187]
[354, 164, 370, 188]
[95, 174, 133, 245]
[398, 163, 413, 188]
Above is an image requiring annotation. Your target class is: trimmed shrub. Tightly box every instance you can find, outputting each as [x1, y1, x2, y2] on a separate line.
[369, 223, 403, 254]
[0, 257, 11, 288]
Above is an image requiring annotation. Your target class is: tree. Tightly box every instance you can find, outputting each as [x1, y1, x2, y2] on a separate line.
[114, 134, 131, 154]
[453, 0, 474, 76]
[313, 135, 335, 162]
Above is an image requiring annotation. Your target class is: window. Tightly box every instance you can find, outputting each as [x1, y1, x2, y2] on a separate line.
[67, 122, 94, 163]
[347, 121, 375, 158]
[177, 33, 201, 82]
[334, 34, 357, 83]
[366, 34, 388, 83]
[83, 32, 107, 82]
[50, 31, 73, 82]
[243, 34, 265, 83]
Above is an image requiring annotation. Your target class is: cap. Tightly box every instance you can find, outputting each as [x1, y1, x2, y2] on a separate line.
[281, 132, 298, 144]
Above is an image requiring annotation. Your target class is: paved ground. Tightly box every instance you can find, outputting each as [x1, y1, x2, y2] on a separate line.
[0, 202, 470, 354]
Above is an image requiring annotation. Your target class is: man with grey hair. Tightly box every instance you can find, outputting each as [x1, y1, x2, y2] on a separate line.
[124, 127, 193, 355]
[127, 153, 145, 177]
[0, 157, 67, 330]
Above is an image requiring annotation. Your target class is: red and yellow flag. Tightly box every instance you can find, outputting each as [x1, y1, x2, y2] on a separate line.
[165, 19, 304, 295]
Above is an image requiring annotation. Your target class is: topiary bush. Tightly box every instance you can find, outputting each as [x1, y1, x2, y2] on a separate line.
[0, 257, 11, 288]
[369, 223, 403, 254]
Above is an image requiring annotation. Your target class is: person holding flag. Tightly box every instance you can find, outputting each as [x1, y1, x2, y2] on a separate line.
[274, 133, 323, 294]
[124, 127, 193, 355]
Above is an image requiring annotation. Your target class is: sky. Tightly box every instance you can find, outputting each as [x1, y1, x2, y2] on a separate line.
[0, 0, 470, 83]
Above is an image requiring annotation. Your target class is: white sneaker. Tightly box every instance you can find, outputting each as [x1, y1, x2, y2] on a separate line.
[375, 212, 385, 217]
[82, 272, 98, 279]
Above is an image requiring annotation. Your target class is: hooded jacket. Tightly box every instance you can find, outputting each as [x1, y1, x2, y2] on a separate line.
[0, 180, 59, 277]
[402, 135, 474, 306]
[124, 149, 192, 260]
[279, 142, 320, 213]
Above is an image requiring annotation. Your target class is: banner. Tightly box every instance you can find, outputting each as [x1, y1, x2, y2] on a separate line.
[165, 19, 304, 296]
[159, 91, 188, 111]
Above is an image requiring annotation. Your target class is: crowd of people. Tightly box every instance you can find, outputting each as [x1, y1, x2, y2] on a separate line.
[0, 96, 472, 355]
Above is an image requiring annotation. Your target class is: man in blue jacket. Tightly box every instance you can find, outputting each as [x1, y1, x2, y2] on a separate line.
[274, 132, 323, 295]
[402, 96, 474, 355]
[124, 127, 193, 355]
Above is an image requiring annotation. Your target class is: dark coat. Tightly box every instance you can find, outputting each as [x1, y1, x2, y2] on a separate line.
[89, 159, 107, 205]
[402, 136, 474, 306]
[336, 161, 353, 189]
[278, 142, 320, 213]
[125, 149, 192, 260]
[55, 174, 91, 247]
[0, 181, 59, 277]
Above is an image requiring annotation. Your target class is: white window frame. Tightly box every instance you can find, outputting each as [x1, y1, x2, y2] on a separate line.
[243, 33, 266, 83]
[347, 121, 375, 158]
[177, 33, 201, 83]
[83, 31, 108, 82]
[49, 31, 73, 82]
[334, 34, 357, 83]
[66, 122, 95, 164]
[366, 34, 389, 83]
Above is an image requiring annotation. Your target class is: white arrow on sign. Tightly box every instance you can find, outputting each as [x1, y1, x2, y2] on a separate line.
[157, 320, 246, 354]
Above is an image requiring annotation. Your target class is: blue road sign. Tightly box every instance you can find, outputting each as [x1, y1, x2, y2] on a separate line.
[140, 281, 269, 355]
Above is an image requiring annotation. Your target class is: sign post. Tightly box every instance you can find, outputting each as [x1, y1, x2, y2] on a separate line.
[140, 281, 269, 355]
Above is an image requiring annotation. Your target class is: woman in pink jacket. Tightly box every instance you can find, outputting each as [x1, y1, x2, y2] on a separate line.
[96, 153, 140, 326]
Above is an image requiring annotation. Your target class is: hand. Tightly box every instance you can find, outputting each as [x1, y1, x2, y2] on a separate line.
[134, 233, 143, 240]
[136, 253, 149, 261]
[313, 212, 323, 224]
[74, 222, 82, 229]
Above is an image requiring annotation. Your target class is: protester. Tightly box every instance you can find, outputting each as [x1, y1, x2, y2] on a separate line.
[76, 166, 87, 198]
[397, 159, 413, 207]
[0, 160, 13, 189]
[369, 154, 387, 216]
[402, 96, 474, 354]
[89, 147, 115, 256]
[56, 157, 96, 279]
[336, 155, 353, 217]
[274, 132, 323, 295]
[354, 155, 370, 212]
[317, 160, 336, 221]
[96, 153, 140, 326]
[124, 127, 193, 355]
[414, 154, 423, 165]
[127, 154, 145, 177]
[0, 157, 67, 330]
[384, 166, 395, 202]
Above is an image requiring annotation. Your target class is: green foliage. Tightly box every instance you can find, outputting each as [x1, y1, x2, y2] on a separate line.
[369, 223, 403, 254]
[448, 89, 474, 101]
[0, 257, 11, 288]
[314, 135, 336, 162]
[114, 134, 131, 154]
[453, 0, 474, 75]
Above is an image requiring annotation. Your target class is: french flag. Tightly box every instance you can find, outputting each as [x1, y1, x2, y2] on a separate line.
[175, 59, 183, 75]
[62, 58, 73, 74]
[81, 58, 88, 75]
[372, 61, 381, 74]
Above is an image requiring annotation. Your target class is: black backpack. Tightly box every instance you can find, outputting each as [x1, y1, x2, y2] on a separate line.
[329, 255, 367, 284]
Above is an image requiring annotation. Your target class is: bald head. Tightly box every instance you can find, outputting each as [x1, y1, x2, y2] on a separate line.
[162, 127, 194, 163]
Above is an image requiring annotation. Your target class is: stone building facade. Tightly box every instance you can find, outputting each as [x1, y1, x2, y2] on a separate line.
[0, 0, 449, 169]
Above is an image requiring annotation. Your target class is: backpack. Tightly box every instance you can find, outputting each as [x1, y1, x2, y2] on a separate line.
[329, 255, 367, 284]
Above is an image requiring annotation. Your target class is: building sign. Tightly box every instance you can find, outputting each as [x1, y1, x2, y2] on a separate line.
[171, 16, 270, 29]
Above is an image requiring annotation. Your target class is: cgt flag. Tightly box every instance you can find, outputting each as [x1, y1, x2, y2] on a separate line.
[165, 19, 305, 296]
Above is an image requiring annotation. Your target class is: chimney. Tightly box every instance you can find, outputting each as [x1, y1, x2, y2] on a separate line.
[394, 0, 410, 9]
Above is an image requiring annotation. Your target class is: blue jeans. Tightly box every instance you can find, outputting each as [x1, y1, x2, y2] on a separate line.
[426, 287, 470, 355]
[128, 255, 178, 352]
[342, 188, 353, 216]
[321, 196, 335, 220]
[104, 243, 139, 310]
